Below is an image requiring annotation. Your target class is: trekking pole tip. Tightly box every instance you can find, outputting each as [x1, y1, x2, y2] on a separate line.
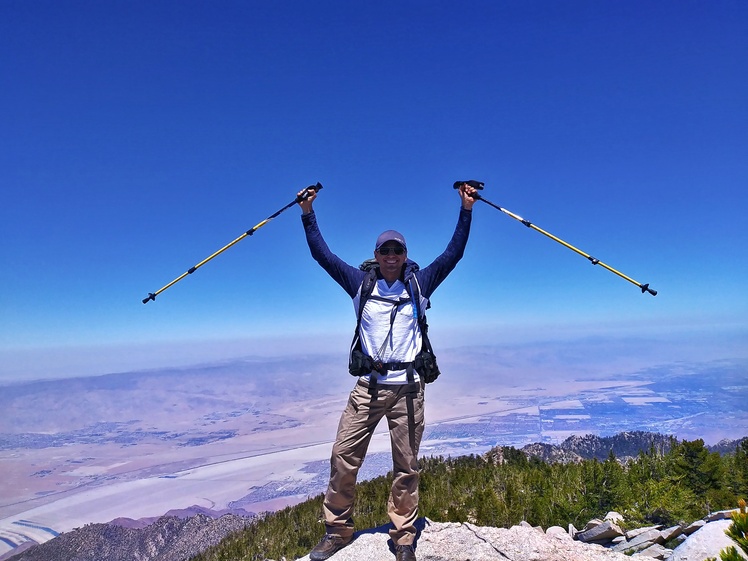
[142, 293, 156, 304]
[641, 284, 657, 296]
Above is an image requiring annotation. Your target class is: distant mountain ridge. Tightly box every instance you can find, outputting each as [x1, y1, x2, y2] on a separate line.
[517, 431, 748, 464]
[708, 436, 748, 456]
[109, 505, 256, 530]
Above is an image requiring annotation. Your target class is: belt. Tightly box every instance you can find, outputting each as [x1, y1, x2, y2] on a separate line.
[372, 360, 415, 372]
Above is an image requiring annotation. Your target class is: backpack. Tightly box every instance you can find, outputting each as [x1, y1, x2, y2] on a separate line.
[348, 259, 441, 383]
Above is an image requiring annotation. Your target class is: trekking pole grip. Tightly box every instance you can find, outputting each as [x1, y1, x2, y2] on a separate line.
[296, 182, 323, 203]
[641, 284, 657, 296]
[453, 180, 485, 190]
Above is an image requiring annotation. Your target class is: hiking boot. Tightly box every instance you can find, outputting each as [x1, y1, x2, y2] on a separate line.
[309, 533, 352, 561]
[395, 543, 416, 561]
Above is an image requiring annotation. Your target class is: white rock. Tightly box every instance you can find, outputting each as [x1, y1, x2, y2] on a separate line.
[605, 511, 624, 525]
[627, 525, 663, 540]
[546, 526, 571, 539]
[682, 519, 706, 535]
[704, 509, 737, 522]
[635, 543, 671, 559]
[670, 519, 748, 561]
[614, 528, 665, 553]
[582, 518, 605, 531]
[659, 525, 683, 542]
[577, 521, 625, 543]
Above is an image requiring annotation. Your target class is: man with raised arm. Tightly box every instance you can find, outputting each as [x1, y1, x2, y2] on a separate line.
[298, 182, 477, 561]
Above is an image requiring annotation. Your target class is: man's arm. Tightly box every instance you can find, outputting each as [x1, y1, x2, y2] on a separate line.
[416, 183, 477, 297]
[298, 188, 365, 298]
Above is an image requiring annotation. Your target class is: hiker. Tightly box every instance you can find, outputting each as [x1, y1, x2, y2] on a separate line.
[297, 182, 477, 561]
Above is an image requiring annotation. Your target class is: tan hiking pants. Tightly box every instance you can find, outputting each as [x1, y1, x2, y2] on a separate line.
[322, 378, 425, 545]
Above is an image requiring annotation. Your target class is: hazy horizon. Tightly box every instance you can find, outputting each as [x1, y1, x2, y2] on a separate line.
[2, 317, 745, 385]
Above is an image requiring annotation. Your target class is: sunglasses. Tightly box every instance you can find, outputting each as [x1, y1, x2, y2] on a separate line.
[377, 246, 405, 255]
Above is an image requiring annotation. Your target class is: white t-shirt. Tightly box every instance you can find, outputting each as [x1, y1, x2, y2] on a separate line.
[353, 277, 427, 385]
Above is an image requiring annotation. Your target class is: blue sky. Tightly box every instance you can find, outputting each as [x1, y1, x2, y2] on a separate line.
[1, 0, 746, 381]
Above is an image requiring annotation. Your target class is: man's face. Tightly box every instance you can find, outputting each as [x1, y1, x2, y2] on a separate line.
[375, 241, 407, 282]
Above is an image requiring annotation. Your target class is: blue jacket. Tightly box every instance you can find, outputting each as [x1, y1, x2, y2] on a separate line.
[301, 207, 472, 383]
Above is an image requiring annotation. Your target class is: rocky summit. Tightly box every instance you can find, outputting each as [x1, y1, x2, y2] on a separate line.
[7, 509, 746, 561]
[291, 510, 747, 561]
[298, 519, 636, 561]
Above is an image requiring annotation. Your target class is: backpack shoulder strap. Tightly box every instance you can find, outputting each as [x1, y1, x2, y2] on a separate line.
[351, 267, 377, 348]
[408, 275, 434, 349]
[406, 275, 429, 320]
[357, 268, 377, 321]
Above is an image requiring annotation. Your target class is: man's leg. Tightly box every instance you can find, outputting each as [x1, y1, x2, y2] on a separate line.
[322, 380, 386, 538]
[385, 384, 425, 546]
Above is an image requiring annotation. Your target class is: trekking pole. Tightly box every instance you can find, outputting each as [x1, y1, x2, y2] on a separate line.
[454, 180, 657, 296]
[142, 182, 323, 304]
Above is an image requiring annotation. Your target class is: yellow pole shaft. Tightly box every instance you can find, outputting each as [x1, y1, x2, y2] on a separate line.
[190, 219, 270, 271]
[479, 197, 655, 295]
[147, 218, 272, 300]
[143, 183, 322, 304]
[524, 219, 647, 288]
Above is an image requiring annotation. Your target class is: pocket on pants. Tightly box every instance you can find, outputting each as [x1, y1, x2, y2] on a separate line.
[414, 392, 425, 425]
[346, 390, 360, 414]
